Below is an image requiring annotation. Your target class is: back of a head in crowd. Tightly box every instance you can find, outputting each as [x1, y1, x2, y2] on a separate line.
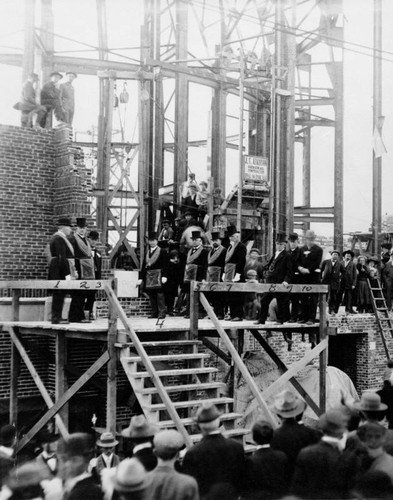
[6, 461, 50, 498]
[0, 424, 16, 448]
[57, 432, 95, 460]
[252, 420, 273, 445]
[153, 430, 184, 461]
[352, 470, 393, 499]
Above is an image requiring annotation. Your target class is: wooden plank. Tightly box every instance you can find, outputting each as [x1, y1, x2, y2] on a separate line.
[193, 282, 328, 294]
[199, 292, 278, 427]
[201, 337, 231, 365]
[16, 351, 110, 452]
[106, 301, 118, 435]
[318, 294, 328, 413]
[189, 281, 199, 339]
[105, 285, 193, 448]
[7, 327, 69, 438]
[10, 294, 21, 426]
[250, 330, 321, 417]
[0, 280, 113, 290]
[55, 332, 68, 429]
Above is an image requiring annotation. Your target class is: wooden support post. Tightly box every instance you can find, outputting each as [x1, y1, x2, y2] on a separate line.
[22, 0, 35, 82]
[106, 300, 117, 435]
[189, 281, 199, 339]
[10, 291, 21, 426]
[319, 294, 328, 413]
[55, 332, 68, 430]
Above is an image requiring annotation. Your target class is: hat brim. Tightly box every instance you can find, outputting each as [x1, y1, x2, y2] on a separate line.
[121, 423, 158, 439]
[272, 399, 306, 418]
[112, 475, 151, 493]
[97, 440, 119, 447]
[353, 401, 388, 412]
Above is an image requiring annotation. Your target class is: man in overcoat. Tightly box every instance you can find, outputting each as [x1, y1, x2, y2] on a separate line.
[223, 226, 247, 321]
[321, 250, 345, 314]
[337, 250, 358, 314]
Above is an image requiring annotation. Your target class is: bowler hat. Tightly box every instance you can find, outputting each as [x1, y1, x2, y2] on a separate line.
[121, 415, 158, 439]
[57, 217, 72, 227]
[153, 430, 184, 453]
[354, 391, 387, 413]
[272, 390, 306, 418]
[319, 409, 349, 434]
[162, 219, 170, 224]
[88, 230, 99, 241]
[36, 429, 60, 444]
[305, 230, 316, 240]
[57, 432, 95, 458]
[50, 71, 63, 79]
[191, 231, 202, 240]
[6, 462, 50, 491]
[288, 233, 299, 242]
[76, 217, 87, 228]
[331, 250, 341, 256]
[188, 184, 197, 189]
[342, 249, 354, 258]
[246, 269, 258, 278]
[195, 402, 221, 423]
[111, 458, 151, 493]
[148, 232, 158, 240]
[97, 431, 119, 448]
[211, 232, 221, 241]
[381, 243, 392, 250]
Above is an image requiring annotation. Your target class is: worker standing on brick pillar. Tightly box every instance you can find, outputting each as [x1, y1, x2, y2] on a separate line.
[68, 218, 94, 323]
[59, 72, 77, 125]
[48, 217, 76, 324]
[39, 71, 63, 128]
[13, 72, 46, 129]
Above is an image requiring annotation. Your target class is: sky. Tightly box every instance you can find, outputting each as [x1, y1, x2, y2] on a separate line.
[0, 0, 392, 238]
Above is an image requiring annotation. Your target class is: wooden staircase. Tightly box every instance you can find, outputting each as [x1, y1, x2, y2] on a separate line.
[118, 338, 250, 445]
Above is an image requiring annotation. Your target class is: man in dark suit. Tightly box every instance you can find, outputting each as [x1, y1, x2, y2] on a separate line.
[91, 432, 120, 484]
[48, 217, 75, 324]
[121, 415, 158, 471]
[84, 230, 102, 320]
[206, 231, 227, 319]
[246, 420, 289, 499]
[39, 71, 63, 127]
[183, 230, 209, 318]
[297, 230, 323, 325]
[270, 390, 320, 478]
[287, 233, 301, 322]
[337, 250, 358, 314]
[255, 234, 292, 325]
[321, 250, 345, 314]
[291, 409, 360, 499]
[57, 433, 103, 500]
[382, 253, 393, 311]
[138, 232, 168, 319]
[182, 403, 246, 498]
[224, 226, 247, 321]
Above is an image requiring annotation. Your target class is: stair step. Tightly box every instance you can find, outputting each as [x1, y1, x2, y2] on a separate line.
[116, 340, 202, 348]
[128, 367, 218, 378]
[190, 428, 251, 443]
[143, 397, 234, 412]
[371, 288, 383, 291]
[136, 382, 226, 395]
[124, 353, 210, 363]
[158, 412, 243, 428]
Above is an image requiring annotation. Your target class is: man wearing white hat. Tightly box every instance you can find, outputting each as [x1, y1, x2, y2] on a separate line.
[90, 432, 120, 482]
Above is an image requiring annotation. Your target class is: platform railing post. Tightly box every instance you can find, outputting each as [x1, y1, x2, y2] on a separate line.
[318, 292, 328, 413]
[10, 289, 21, 426]
[55, 332, 68, 430]
[106, 282, 117, 435]
[189, 281, 199, 339]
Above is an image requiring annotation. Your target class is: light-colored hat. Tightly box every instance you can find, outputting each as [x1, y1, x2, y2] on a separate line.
[305, 230, 316, 240]
[153, 430, 184, 453]
[272, 390, 306, 418]
[111, 458, 151, 492]
[97, 431, 119, 448]
[121, 415, 158, 439]
[354, 391, 387, 413]
[6, 461, 50, 491]
[195, 402, 221, 423]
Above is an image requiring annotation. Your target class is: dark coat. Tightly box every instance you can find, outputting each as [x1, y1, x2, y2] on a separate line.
[92, 248, 102, 280]
[182, 433, 246, 497]
[93, 453, 120, 476]
[245, 447, 290, 499]
[141, 247, 168, 291]
[265, 250, 293, 284]
[48, 234, 74, 279]
[321, 259, 345, 290]
[298, 244, 323, 283]
[289, 247, 301, 283]
[291, 441, 360, 499]
[185, 247, 209, 282]
[68, 233, 93, 278]
[67, 475, 103, 500]
[40, 81, 61, 110]
[225, 242, 247, 280]
[0, 451, 13, 489]
[342, 260, 357, 289]
[147, 464, 199, 500]
[383, 261, 393, 280]
[271, 420, 321, 475]
[133, 446, 158, 472]
[163, 259, 184, 293]
[207, 245, 226, 281]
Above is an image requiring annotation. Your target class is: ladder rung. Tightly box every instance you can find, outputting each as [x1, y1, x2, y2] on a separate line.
[371, 287, 383, 291]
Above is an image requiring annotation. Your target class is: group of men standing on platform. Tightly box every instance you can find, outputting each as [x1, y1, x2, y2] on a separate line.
[47, 217, 101, 324]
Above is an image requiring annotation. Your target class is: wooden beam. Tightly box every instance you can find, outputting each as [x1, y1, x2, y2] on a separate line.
[10, 292, 21, 426]
[16, 351, 110, 452]
[293, 216, 334, 223]
[189, 281, 199, 339]
[294, 206, 335, 214]
[193, 282, 328, 294]
[106, 301, 117, 435]
[7, 327, 69, 438]
[198, 292, 278, 427]
[201, 337, 231, 365]
[0, 280, 113, 290]
[55, 332, 68, 429]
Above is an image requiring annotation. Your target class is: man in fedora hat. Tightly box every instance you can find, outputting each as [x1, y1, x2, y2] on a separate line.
[39, 71, 63, 128]
[138, 232, 168, 319]
[57, 432, 103, 500]
[337, 250, 357, 315]
[121, 415, 158, 471]
[90, 432, 120, 483]
[291, 409, 359, 499]
[110, 458, 151, 500]
[59, 71, 77, 125]
[5, 461, 50, 499]
[205, 231, 226, 319]
[148, 430, 199, 500]
[321, 250, 345, 314]
[35, 428, 60, 477]
[223, 226, 247, 321]
[297, 230, 323, 325]
[183, 230, 208, 318]
[47, 217, 75, 324]
[270, 390, 320, 476]
[68, 217, 94, 323]
[255, 233, 292, 325]
[182, 402, 246, 498]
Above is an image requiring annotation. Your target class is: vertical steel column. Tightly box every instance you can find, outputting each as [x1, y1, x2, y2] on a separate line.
[174, 0, 189, 212]
[333, 61, 344, 252]
[22, 0, 36, 82]
[372, 0, 382, 254]
[39, 0, 54, 82]
[237, 51, 245, 237]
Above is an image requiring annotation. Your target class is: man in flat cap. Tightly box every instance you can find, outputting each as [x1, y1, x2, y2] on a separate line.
[39, 71, 63, 128]
[48, 217, 75, 324]
[13, 72, 46, 129]
[59, 72, 77, 125]
[57, 433, 103, 500]
[182, 403, 246, 498]
[148, 430, 199, 500]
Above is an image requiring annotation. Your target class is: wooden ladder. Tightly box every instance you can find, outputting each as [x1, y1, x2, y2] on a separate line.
[118, 338, 251, 446]
[368, 277, 392, 359]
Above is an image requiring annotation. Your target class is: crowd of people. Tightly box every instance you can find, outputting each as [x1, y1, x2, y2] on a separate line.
[3, 388, 393, 499]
